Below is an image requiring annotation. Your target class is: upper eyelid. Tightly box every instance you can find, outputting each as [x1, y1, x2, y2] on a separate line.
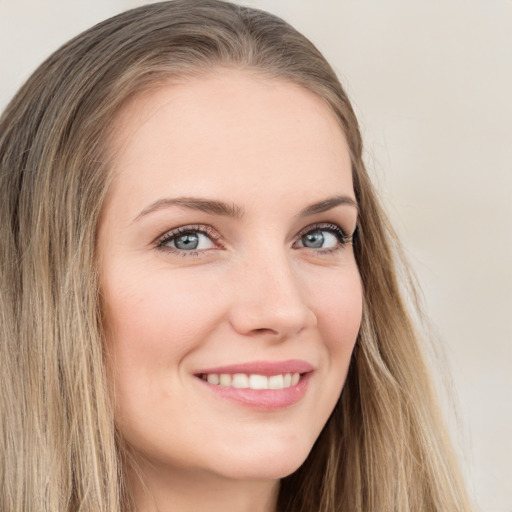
[154, 224, 221, 247]
[295, 222, 351, 239]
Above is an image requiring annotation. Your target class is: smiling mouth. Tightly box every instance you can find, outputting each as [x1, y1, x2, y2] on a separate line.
[198, 372, 302, 390]
[193, 360, 314, 409]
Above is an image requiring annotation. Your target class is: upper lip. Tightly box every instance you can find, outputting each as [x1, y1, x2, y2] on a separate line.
[194, 359, 314, 376]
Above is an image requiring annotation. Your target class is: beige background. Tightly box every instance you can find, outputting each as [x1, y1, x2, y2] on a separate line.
[1, 1, 510, 510]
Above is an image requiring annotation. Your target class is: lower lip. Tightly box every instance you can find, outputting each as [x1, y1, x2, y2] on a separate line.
[195, 372, 312, 411]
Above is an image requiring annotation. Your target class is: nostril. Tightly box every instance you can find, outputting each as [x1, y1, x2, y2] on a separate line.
[253, 327, 279, 335]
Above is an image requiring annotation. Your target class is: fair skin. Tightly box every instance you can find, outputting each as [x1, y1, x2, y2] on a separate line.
[97, 69, 362, 512]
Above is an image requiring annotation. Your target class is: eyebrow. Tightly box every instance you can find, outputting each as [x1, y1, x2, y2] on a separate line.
[298, 195, 358, 217]
[133, 197, 245, 222]
[133, 194, 358, 223]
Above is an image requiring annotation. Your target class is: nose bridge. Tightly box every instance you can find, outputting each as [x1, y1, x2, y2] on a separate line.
[228, 244, 317, 338]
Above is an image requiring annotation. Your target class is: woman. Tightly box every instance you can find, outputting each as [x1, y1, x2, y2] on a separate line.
[0, 1, 471, 511]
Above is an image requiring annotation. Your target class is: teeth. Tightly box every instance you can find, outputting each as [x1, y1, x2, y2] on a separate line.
[232, 373, 249, 388]
[249, 374, 268, 389]
[201, 372, 302, 389]
[268, 374, 284, 389]
[219, 374, 232, 387]
[206, 374, 219, 385]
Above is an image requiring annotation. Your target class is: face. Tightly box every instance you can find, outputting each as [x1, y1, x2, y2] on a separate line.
[98, 70, 362, 484]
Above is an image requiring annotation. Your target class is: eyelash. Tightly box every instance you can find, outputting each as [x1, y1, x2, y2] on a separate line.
[155, 223, 354, 257]
[295, 223, 353, 254]
[156, 224, 222, 255]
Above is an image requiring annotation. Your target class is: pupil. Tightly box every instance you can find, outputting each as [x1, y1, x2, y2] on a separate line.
[175, 233, 199, 250]
[303, 231, 324, 248]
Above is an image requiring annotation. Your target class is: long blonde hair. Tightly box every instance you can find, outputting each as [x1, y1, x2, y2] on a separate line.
[0, 1, 470, 510]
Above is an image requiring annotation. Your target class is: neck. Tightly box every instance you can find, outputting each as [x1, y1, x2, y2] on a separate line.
[127, 460, 280, 512]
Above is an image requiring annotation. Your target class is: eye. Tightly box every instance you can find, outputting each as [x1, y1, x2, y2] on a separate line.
[156, 226, 218, 253]
[294, 224, 351, 252]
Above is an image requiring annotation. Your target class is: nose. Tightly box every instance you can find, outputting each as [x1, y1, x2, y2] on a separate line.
[228, 252, 317, 340]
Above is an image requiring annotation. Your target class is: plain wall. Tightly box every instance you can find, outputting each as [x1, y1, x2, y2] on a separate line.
[1, 1, 511, 510]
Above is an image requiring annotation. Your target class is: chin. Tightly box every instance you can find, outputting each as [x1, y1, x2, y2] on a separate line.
[208, 439, 314, 481]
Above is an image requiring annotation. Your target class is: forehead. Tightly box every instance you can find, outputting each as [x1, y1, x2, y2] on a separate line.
[106, 69, 354, 213]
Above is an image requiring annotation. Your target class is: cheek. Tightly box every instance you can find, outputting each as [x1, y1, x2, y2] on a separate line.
[102, 267, 228, 442]
[307, 264, 362, 406]
[320, 272, 362, 403]
[102, 266, 229, 422]
[312, 266, 363, 351]
[104, 267, 222, 357]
